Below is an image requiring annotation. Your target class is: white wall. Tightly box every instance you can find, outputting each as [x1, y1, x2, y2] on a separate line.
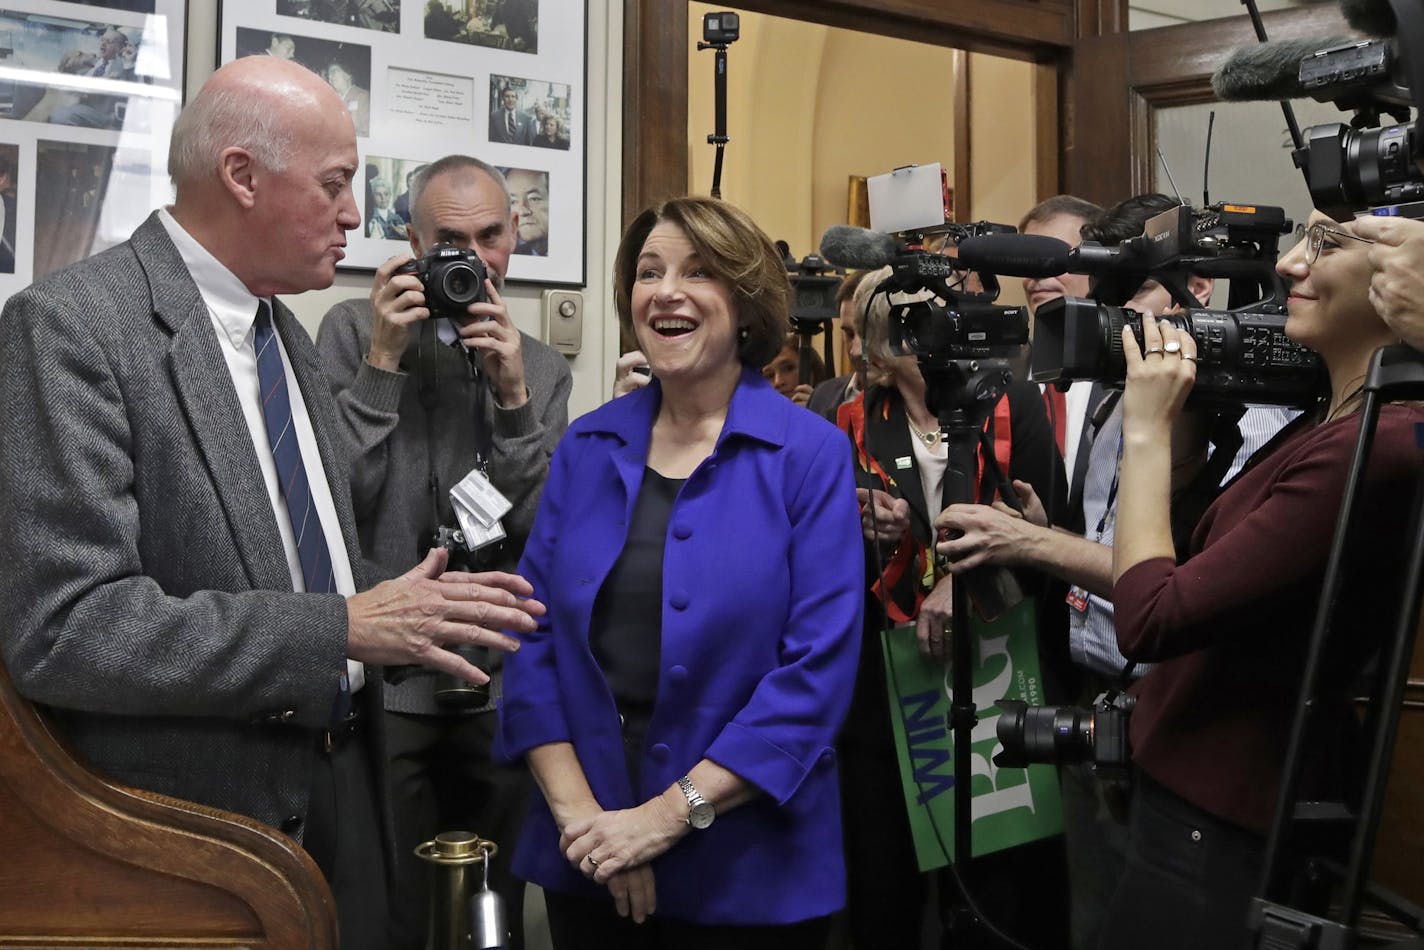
[183, 0, 622, 421]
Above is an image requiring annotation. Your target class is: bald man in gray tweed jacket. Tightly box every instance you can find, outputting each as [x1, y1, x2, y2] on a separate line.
[0, 59, 541, 948]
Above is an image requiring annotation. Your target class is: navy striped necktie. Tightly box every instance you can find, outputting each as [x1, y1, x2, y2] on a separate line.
[253, 302, 337, 595]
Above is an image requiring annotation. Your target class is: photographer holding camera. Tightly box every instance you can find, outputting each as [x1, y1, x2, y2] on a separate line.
[316, 154, 571, 950]
[1075, 209, 1424, 946]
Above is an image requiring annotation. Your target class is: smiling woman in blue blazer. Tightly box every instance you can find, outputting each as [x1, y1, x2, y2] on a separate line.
[498, 196, 863, 947]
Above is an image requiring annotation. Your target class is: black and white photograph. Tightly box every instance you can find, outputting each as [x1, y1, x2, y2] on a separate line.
[0, 9, 161, 130]
[235, 27, 371, 136]
[71, 0, 156, 11]
[425, 0, 537, 54]
[363, 155, 427, 241]
[222, 0, 582, 282]
[0, 143, 17, 274]
[276, 0, 398, 34]
[489, 75, 571, 150]
[498, 165, 548, 257]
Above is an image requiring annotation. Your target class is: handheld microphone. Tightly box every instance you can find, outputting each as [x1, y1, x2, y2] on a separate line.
[955, 233, 1072, 278]
[1340, 0, 1396, 36]
[1210, 35, 1354, 101]
[818, 225, 899, 270]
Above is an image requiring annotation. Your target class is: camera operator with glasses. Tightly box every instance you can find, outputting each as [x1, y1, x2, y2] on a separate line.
[316, 154, 571, 950]
[1040, 209, 1421, 946]
[936, 193, 1295, 950]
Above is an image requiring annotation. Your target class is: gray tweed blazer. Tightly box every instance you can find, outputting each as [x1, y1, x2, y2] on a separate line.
[0, 212, 389, 850]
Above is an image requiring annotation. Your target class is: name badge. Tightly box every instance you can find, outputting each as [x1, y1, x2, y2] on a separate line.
[895, 456, 913, 470]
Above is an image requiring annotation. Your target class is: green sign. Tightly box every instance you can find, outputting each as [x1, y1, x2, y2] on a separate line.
[880, 601, 1063, 871]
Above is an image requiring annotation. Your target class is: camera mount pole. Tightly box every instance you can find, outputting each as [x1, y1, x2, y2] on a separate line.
[696, 39, 731, 199]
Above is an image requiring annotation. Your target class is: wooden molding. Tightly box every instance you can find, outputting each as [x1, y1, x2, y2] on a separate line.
[0, 664, 337, 947]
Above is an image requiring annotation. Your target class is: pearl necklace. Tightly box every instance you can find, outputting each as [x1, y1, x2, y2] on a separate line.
[907, 418, 942, 449]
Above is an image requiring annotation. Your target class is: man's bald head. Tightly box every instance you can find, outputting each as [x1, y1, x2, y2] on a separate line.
[168, 56, 353, 191]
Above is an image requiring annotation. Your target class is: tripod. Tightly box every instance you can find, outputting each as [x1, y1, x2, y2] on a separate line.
[1248, 343, 1424, 949]
[918, 356, 1032, 948]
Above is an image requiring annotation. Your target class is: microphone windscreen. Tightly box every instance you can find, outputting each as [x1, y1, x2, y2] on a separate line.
[1211, 36, 1351, 101]
[818, 225, 899, 270]
[1340, 0, 1395, 36]
[956, 233, 1072, 279]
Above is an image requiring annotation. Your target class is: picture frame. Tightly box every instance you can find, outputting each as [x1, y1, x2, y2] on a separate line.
[219, 0, 587, 287]
[0, 0, 187, 300]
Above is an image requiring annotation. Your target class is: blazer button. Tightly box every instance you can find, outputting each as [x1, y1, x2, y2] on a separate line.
[280, 815, 303, 836]
[667, 664, 688, 684]
[649, 743, 670, 762]
[669, 592, 689, 611]
[817, 749, 836, 770]
[673, 523, 692, 540]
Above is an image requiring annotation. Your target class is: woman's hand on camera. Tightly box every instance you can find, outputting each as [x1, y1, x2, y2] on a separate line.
[857, 487, 910, 545]
[1121, 316, 1196, 442]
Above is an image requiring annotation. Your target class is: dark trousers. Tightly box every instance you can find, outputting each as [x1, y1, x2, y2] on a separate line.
[385, 709, 531, 950]
[304, 718, 390, 950]
[544, 890, 832, 950]
[1097, 774, 1265, 950]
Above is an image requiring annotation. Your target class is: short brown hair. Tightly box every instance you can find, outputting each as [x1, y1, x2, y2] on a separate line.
[614, 197, 790, 367]
[1018, 194, 1105, 234]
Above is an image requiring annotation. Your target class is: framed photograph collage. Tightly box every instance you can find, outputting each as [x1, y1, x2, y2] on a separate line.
[0, 0, 185, 299]
[220, 0, 588, 286]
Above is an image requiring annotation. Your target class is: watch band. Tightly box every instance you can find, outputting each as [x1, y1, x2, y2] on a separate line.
[677, 775, 715, 829]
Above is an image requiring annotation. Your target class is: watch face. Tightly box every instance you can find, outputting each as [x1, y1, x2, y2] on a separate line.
[689, 801, 715, 830]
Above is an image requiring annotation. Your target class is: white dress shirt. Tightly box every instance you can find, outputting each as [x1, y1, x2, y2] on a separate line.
[158, 209, 364, 693]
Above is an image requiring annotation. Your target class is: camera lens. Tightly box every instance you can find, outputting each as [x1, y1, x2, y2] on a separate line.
[443, 264, 478, 304]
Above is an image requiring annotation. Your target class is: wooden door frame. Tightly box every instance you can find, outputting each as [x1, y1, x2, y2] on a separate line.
[621, 0, 1082, 228]
[1065, 5, 1355, 205]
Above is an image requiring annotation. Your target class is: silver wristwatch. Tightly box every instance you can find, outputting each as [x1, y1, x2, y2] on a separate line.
[677, 775, 715, 830]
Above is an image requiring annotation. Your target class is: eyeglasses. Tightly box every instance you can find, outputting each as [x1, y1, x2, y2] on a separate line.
[1293, 221, 1376, 264]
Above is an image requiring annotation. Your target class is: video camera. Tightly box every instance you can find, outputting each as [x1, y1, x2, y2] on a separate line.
[1294, 27, 1424, 220]
[780, 246, 843, 328]
[959, 202, 1324, 409]
[1212, 0, 1424, 220]
[878, 221, 1029, 370]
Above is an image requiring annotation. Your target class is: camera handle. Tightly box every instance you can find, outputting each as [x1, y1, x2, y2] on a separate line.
[695, 41, 731, 198]
[1248, 344, 1424, 949]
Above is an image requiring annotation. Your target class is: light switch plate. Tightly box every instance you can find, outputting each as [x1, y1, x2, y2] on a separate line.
[542, 289, 583, 355]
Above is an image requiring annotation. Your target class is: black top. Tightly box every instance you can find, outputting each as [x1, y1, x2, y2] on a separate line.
[589, 467, 684, 708]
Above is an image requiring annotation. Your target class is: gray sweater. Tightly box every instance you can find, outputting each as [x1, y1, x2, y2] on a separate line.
[315, 298, 571, 714]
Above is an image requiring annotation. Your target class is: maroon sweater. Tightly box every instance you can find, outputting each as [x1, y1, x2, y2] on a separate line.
[1114, 404, 1424, 834]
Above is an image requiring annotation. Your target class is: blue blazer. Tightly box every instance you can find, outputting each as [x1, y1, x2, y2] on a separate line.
[499, 368, 864, 925]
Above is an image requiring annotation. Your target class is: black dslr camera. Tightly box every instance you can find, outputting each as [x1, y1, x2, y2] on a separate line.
[395, 243, 490, 321]
[994, 691, 1137, 780]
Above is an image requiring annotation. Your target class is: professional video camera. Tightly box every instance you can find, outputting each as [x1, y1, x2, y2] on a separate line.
[994, 691, 1136, 781]
[395, 243, 491, 321]
[781, 247, 843, 328]
[820, 219, 1029, 415]
[1212, 0, 1424, 220]
[959, 201, 1324, 409]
